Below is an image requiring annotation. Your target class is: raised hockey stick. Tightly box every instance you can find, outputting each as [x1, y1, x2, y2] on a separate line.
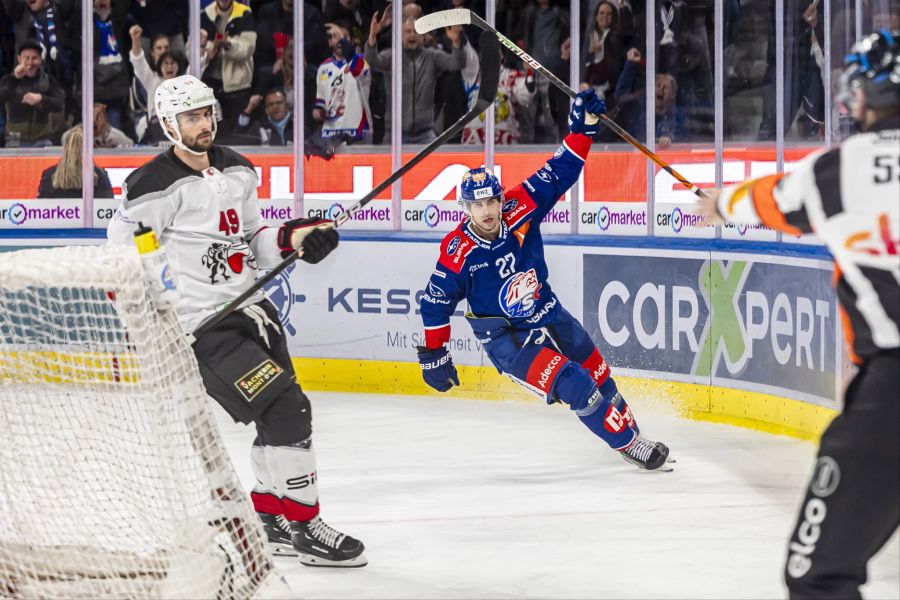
[415, 9, 708, 199]
[190, 31, 502, 341]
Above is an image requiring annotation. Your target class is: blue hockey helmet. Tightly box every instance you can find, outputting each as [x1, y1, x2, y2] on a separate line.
[458, 167, 503, 208]
[838, 29, 900, 114]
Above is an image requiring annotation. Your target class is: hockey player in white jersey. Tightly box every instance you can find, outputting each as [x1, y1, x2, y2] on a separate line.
[699, 30, 899, 599]
[108, 75, 367, 568]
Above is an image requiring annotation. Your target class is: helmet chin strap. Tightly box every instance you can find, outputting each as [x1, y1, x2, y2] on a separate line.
[163, 116, 216, 156]
[178, 138, 214, 156]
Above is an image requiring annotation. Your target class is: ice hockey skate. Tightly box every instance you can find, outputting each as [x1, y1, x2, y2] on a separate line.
[290, 516, 367, 568]
[258, 512, 298, 557]
[619, 436, 673, 471]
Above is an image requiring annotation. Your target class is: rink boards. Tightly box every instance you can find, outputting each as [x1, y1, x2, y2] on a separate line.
[0, 232, 844, 441]
[272, 235, 843, 442]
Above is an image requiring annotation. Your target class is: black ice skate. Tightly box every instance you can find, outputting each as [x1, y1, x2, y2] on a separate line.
[258, 512, 298, 556]
[619, 436, 672, 471]
[290, 516, 367, 568]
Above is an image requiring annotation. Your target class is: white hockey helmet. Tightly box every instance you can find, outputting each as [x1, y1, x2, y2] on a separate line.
[155, 75, 219, 154]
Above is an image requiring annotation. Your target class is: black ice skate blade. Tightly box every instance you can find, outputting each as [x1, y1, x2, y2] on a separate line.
[271, 545, 298, 557]
[620, 454, 675, 472]
[298, 552, 368, 568]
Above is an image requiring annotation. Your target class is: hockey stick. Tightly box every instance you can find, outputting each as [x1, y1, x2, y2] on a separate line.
[190, 31, 502, 341]
[415, 9, 707, 199]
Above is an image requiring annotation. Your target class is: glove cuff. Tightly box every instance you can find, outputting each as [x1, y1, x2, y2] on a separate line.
[563, 133, 592, 161]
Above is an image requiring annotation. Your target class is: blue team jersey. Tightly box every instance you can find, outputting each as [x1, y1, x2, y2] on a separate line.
[420, 133, 592, 348]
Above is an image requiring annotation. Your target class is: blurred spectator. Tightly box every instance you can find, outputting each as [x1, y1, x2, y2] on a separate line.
[872, 1, 900, 30]
[524, 0, 570, 142]
[462, 47, 535, 145]
[126, 29, 170, 137]
[129, 24, 188, 143]
[3, 0, 76, 89]
[200, 0, 256, 142]
[0, 2, 13, 143]
[324, 0, 372, 48]
[147, 34, 172, 65]
[37, 124, 114, 198]
[433, 0, 486, 46]
[366, 10, 465, 143]
[611, 0, 639, 49]
[313, 22, 372, 143]
[653, 1, 715, 141]
[129, 0, 187, 53]
[580, 1, 624, 107]
[233, 87, 293, 145]
[609, 45, 644, 140]
[91, 0, 132, 135]
[262, 90, 294, 146]
[93, 101, 132, 147]
[608, 47, 686, 146]
[655, 72, 685, 146]
[671, 29, 713, 141]
[434, 24, 477, 135]
[255, 0, 328, 88]
[757, 0, 824, 140]
[0, 38, 66, 146]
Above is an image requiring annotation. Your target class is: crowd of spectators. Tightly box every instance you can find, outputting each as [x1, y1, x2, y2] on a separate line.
[0, 0, 897, 150]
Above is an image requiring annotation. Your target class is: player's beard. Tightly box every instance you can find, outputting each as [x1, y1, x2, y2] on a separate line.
[185, 131, 214, 153]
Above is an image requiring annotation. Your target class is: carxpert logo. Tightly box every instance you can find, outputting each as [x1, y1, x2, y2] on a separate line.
[583, 252, 840, 404]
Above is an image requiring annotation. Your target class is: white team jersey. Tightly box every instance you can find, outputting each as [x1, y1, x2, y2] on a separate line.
[718, 118, 900, 358]
[462, 66, 535, 145]
[315, 54, 372, 139]
[107, 146, 282, 333]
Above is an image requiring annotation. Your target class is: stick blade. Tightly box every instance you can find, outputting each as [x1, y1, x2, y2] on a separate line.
[415, 9, 471, 34]
[475, 30, 501, 108]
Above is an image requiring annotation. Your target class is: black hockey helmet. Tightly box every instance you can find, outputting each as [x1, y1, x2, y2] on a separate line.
[838, 29, 900, 113]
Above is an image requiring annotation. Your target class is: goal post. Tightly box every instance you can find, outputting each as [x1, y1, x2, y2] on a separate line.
[0, 245, 288, 599]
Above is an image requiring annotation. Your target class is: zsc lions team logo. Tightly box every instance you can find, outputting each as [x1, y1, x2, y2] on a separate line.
[498, 268, 542, 318]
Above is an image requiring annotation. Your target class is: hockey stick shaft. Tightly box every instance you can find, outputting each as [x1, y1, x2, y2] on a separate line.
[191, 32, 501, 341]
[189, 105, 484, 341]
[418, 9, 706, 198]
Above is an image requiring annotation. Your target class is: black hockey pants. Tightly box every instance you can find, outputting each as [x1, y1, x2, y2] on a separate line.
[192, 300, 312, 446]
[785, 349, 900, 599]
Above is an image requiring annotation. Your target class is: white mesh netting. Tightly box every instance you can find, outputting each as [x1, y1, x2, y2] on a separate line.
[0, 245, 288, 599]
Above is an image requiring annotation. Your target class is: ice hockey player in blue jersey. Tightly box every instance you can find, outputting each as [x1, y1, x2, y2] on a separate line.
[416, 89, 672, 471]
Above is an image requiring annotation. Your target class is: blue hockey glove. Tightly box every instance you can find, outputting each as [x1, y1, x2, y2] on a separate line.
[416, 346, 460, 393]
[567, 89, 606, 136]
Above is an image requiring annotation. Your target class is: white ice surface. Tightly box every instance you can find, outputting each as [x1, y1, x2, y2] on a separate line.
[216, 392, 900, 600]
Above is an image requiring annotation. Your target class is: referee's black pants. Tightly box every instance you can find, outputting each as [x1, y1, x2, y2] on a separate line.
[785, 349, 900, 599]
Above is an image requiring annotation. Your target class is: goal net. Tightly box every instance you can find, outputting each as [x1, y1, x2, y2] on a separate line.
[0, 245, 287, 599]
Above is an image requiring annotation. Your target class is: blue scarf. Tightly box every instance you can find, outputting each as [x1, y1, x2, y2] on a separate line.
[95, 15, 121, 62]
